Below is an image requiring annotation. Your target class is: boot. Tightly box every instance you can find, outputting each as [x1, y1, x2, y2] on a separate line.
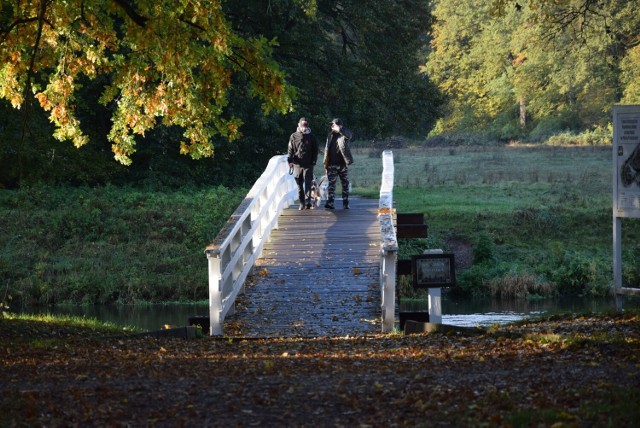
[343, 198, 349, 209]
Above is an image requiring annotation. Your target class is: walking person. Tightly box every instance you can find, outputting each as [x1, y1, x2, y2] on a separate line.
[288, 117, 319, 210]
[323, 118, 354, 209]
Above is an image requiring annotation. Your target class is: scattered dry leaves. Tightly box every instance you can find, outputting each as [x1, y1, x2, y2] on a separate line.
[1, 312, 639, 426]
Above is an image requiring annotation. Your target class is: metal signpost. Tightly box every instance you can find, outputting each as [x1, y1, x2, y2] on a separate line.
[612, 105, 640, 310]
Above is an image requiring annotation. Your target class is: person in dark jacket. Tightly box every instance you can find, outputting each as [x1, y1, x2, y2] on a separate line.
[323, 118, 354, 209]
[288, 117, 319, 210]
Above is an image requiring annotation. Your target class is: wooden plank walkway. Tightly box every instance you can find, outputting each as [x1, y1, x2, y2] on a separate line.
[228, 197, 382, 337]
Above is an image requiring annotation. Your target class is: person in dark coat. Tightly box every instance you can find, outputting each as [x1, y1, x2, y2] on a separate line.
[288, 117, 319, 210]
[323, 118, 354, 209]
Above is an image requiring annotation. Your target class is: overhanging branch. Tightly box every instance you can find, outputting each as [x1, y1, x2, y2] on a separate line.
[111, 0, 148, 27]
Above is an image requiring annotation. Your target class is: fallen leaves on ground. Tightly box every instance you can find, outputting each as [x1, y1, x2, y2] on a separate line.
[1, 312, 639, 427]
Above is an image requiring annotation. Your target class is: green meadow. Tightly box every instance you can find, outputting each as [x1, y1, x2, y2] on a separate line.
[2, 143, 640, 306]
[0, 185, 246, 306]
[349, 143, 640, 298]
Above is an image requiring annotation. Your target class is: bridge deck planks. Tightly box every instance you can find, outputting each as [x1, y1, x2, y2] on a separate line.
[228, 197, 383, 337]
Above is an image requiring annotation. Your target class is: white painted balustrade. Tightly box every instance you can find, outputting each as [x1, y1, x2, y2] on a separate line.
[205, 155, 297, 335]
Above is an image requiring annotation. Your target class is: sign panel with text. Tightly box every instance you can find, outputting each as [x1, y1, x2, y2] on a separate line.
[411, 253, 455, 288]
[614, 105, 640, 218]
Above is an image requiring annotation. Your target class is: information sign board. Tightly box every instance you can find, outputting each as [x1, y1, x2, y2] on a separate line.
[613, 105, 640, 218]
[411, 253, 455, 288]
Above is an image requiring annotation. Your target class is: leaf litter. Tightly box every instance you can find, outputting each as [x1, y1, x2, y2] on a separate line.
[1, 311, 639, 426]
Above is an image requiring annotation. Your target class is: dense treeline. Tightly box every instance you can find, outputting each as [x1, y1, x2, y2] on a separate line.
[0, 0, 440, 188]
[3, 1, 639, 189]
[426, 0, 640, 141]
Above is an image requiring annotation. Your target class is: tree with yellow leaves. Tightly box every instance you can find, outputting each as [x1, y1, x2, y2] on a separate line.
[0, 0, 295, 164]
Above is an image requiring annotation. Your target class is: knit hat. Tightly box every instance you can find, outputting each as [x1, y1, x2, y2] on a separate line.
[329, 118, 343, 126]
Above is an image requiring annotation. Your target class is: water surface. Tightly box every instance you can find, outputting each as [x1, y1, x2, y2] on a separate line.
[12, 294, 640, 332]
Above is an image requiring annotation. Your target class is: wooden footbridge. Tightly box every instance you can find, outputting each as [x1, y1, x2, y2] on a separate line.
[204, 151, 398, 337]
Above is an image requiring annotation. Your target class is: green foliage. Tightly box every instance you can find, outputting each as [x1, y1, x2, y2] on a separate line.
[545, 126, 613, 146]
[473, 232, 496, 264]
[527, 112, 581, 142]
[455, 264, 494, 298]
[426, 0, 638, 140]
[620, 45, 640, 103]
[544, 251, 608, 296]
[622, 247, 640, 288]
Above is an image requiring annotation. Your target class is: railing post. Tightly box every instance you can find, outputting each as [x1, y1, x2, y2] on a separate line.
[207, 253, 223, 335]
[381, 249, 397, 333]
[428, 288, 442, 324]
[379, 149, 397, 333]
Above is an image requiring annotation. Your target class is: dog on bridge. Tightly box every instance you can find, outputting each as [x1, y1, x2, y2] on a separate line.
[310, 175, 328, 207]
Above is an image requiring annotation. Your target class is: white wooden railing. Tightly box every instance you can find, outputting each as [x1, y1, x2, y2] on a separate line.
[204, 155, 297, 335]
[205, 151, 397, 335]
[379, 150, 397, 333]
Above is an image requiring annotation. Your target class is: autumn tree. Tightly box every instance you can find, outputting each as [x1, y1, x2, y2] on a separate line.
[425, 0, 637, 139]
[0, 0, 296, 165]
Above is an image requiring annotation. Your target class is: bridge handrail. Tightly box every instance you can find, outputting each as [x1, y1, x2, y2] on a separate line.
[205, 154, 297, 335]
[379, 150, 397, 333]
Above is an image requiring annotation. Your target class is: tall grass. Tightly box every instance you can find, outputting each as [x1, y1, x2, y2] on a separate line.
[350, 142, 640, 299]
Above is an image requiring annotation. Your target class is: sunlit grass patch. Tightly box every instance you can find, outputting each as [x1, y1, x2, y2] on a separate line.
[0, 313, 141, 343]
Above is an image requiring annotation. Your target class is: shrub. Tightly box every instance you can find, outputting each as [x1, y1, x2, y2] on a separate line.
[473, 232, 495, 265]
[455, 264, 492, 298]
[622, 246, 640, 288]
[548, 252, 606, 296]
[489, 273, 557, 299]
[528, 116, 574, 142]
[455, 261, 509, 298]
[545, 126, 612, 147]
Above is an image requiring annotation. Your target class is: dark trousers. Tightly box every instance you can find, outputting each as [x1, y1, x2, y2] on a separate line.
[326, 164, 349, 204]
[295, 166, 314, 206]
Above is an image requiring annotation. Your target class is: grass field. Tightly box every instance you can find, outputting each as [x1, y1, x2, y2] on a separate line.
[0, 185, 246, 306]
[346, 143, 640, 298]
[3, 142, 640, 306]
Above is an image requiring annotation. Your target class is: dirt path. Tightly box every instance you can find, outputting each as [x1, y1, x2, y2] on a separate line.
[1, 312, 639, 427]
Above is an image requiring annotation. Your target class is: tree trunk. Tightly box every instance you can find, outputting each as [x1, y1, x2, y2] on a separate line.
[519, 96, 526, 129]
